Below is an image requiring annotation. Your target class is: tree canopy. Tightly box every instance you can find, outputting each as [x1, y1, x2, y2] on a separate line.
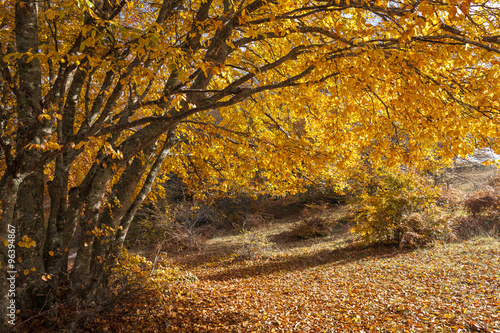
[1, 0, 500, 327]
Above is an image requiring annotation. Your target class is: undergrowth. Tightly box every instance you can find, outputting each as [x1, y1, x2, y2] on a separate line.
[44, 167, 500, 332]
[83, 235, 500, 332]
[350, 169, 456, 248]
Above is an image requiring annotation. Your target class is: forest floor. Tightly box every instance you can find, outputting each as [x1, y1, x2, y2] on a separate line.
[84, 203, 500, 333]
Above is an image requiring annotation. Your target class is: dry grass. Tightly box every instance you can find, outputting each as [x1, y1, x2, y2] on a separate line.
[439, 165, 499, 193]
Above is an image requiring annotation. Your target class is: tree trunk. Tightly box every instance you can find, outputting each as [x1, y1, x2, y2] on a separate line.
[42, 154, 71, 313]
[14, 167, 47, 312]
[88, 146, 156, 292]
[113, 135, 176, 255]
[69, 162, 116, 294]
[11, 0, 50, 318]
[0, 175, 23, 330]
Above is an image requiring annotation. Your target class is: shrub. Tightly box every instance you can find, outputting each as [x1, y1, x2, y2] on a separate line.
[350, 169, 455, 248]
[300, 202, 330, 218]
[298, 182, 346, 206]
[126, 202, 221, 251]
[288, 217, 332, 240]
[454, 215, 500, 239]
[165, 222, 208, 251]
[455, 190, 500, 238]
[212, 196, 277, 229]
[109, 249, 184, 296]
[463, 191, 500, 217]
[125, 210, 171, 248]
[235, 232, 277, 260]
[168, 201, 224, 228]
[241, 213, 268, 230]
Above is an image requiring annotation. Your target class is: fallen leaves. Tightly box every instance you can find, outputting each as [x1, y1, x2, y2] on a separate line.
[85, 235, 499, 332]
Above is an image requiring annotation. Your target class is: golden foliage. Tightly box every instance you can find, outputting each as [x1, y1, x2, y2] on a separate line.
[2, 0, 500, 200]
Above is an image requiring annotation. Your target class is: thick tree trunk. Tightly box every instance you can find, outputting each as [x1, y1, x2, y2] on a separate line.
[69, 163, 116, 294]
[113, 135, 176, 255]
[41, 154, 72, 313]
[1, 0, 231, 323]
[88, 147, 156, 291]
[10, 0, 50, 319]
[14, 167, 47, 312]
[0, 176, 23, 330]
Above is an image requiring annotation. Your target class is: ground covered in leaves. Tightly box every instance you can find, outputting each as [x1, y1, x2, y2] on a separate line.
[84, 211, 500, 333]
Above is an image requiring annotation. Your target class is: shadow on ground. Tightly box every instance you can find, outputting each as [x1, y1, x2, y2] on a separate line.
[201, 242, 413, 282]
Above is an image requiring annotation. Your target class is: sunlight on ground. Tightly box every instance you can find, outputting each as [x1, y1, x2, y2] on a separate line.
[87, 202, 500, 332]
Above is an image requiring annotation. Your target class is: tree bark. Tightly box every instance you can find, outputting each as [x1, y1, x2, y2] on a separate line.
[14, 168, 46, 312]
[113, 134, 176, 255]
[88, 146, 157, 291]
[0, 175, 23, 330]
[69, 162, 116, 294]
[11, 0, 50, 317]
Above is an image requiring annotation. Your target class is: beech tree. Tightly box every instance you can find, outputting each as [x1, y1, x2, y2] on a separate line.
[1, 0, 500, 327]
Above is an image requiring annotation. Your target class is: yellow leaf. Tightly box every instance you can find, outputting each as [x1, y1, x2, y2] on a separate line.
[45, 9, 57, 20]
[37, 114, 51, 122]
